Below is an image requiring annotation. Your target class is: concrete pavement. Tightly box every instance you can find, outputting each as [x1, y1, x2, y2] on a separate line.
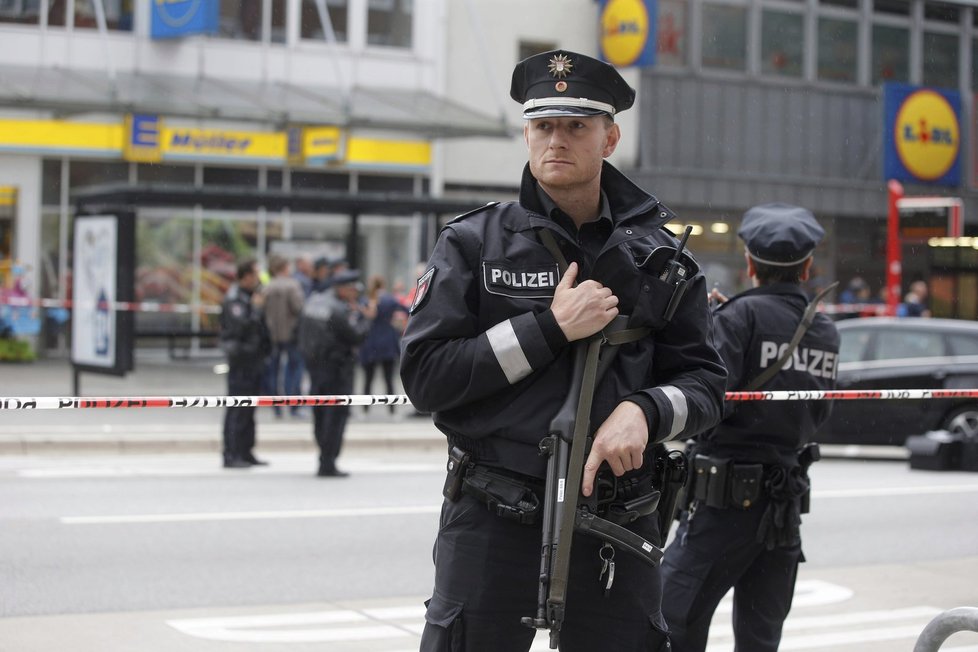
[0, 352, 445, 455]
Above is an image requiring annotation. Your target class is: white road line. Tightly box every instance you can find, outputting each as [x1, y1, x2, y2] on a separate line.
[814, 484, 978, 498]
[19, 462, 443, 478]
[61, 505, 442, 524]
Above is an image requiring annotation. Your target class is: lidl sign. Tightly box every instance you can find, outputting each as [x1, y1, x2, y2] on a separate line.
[599, 0, 657, 68]
[151, 0, 219, 40]
[884, 83, 961, 186]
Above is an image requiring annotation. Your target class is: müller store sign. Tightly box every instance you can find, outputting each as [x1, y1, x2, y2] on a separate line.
[0, 116, 431, 170]
[883, 83, 962, 187]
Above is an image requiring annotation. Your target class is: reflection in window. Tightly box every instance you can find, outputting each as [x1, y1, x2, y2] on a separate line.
[218, 0, 285, 42]
[839, 329, 872, 363]
[923, 32, 959, 90]
[0, 0, 40, 25]
[656, 0, 686, 68]
[367, 0, 412, 48]
[701, 4, 746, 71]
[818, 17, 858, 83]
[301, 0, 347, 42]
[73, 0, 133, 30]
[872, 24, 909, 85]
[873, 331, 944, 360]
[761, 10, 803, 78]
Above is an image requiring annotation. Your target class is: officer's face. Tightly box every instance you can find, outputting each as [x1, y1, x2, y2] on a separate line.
[524, 116, 620, 193]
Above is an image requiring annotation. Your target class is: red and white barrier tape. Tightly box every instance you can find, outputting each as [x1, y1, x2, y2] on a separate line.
[1, 390, 977, 410]
[0, 296, 221, 314]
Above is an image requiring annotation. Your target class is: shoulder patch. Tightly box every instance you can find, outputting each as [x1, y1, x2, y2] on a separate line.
[410, 267, 436, 314]
[447, 202, 499, 225]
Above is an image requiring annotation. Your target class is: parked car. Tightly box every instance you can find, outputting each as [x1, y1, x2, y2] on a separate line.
[815, 317, 978, 446]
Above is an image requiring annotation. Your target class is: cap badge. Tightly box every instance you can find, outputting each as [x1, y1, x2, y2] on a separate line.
[548, 54, 573, 79]
[555, 80, 568, 93]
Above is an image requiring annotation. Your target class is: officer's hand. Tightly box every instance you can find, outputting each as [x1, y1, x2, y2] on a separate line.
[551, 262, 619, 342]
[582, 401, 648, 497]
[709, 288, 728, 305]
[252, 292, 265, 309]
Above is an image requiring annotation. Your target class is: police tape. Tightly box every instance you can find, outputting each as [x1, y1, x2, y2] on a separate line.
[1, 390, 977, 410]
[0, 295, 221, 314]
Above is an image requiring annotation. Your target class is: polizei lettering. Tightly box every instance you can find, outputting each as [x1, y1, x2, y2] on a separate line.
[758, 341, 838, 380]
[483, 262, 559, 299]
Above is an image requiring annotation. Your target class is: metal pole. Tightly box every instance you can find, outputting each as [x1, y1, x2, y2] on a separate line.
[886, 179, 904, 316]
[913, 607, 978, 652]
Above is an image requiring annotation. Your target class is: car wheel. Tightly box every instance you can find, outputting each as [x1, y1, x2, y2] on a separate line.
[942, 405, 978, 439]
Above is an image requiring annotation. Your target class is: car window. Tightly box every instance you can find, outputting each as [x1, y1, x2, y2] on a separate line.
[948, 333, 978, 356]
[839, 328, 872, 363]
[871, 330, 945, 360]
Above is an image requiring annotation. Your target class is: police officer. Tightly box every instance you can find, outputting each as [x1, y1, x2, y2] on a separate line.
[660, 203, 841, 652]
[400, 50, 727, 651]
[219, 259, 271, 468]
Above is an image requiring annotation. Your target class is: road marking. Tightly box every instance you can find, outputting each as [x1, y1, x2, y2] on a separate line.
[815, 484, 978, 498]
[61, 505, 442, 524]
[18, 462, 443, 478]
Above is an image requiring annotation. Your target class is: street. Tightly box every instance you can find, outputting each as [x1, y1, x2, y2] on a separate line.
[1, 449, 977, 651]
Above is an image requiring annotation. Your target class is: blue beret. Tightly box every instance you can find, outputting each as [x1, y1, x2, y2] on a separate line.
[511, 50, 635, 119]
[738, 203, 825, 266]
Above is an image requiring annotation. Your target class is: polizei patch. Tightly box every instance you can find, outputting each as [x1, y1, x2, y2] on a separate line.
[482, 262, 559, 299]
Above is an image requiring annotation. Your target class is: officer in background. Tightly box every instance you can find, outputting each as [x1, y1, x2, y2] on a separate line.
[219, 259, 271, 468]
[400, 50, 726, 651]
[297, 269, 374, 477]
[660, 203, 840, 652]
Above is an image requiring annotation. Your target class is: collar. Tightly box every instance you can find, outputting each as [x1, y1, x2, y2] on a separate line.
[535, 184, 613, 228]
[718, 282, 810, 310]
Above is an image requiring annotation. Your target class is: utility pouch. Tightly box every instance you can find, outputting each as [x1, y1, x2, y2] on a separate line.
[442, 446, 471, 502]
[462, 466, 541, 525]
[692, 454, 730, 508]
[728, 464, 764, 509]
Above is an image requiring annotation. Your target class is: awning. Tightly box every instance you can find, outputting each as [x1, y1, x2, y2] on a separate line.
[0, 65, 514, 140]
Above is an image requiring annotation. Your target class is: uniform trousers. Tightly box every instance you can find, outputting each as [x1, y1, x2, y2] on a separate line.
[308, 363, 352, 470]
[660, 498, 802, 652]
[419, 492, 671, 652]
[222, 365, 262, 462]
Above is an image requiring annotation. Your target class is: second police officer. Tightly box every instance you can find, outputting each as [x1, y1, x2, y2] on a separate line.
[660, 203, 841, 652]
[400, 49, 727, 651]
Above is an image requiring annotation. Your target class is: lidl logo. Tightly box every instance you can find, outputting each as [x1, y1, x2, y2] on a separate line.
[599, 0, 656, 68]
[884, 83, 961, 187]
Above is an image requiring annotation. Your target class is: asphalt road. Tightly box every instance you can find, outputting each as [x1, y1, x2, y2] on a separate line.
[1, 450, 977, 652]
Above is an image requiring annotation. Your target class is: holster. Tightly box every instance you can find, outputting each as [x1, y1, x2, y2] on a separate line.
[655, 448, 689, 538]
[461, 465, 542, 526]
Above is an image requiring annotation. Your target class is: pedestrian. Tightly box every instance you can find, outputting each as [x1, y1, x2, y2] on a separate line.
[660, 203, 841, 652]
[359, 275, 409, 414]
[900, 279, 931, 317]
[262, 254, 305, 418]
[399, 49, 727, 651]
[293, 253, 315, 297]
[297, 269, 374, 477]
[219, 259, 271, 468]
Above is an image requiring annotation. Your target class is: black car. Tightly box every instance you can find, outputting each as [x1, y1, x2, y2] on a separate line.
[816, 317, 978, 445]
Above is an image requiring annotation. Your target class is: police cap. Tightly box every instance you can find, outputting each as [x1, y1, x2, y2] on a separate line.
[738, 203, 825, 266]
[510, 50, 635, 119]
[330, 269, 361, 286]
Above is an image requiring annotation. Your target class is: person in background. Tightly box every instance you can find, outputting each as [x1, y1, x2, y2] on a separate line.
[293, 254, 315, 298]
[900, 280, 931, 318]
[359, 275, 410, 414]
[297, 270, 375, 477]
[660, 203, 840, 652]
[262, 254, 306, 418]
[219, 259, 271, 468]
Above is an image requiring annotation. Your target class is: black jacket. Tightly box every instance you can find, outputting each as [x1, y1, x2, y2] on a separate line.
[219, 284, 270, 372]
[400, 161, 727, 478]
[695, 283, 840, 464]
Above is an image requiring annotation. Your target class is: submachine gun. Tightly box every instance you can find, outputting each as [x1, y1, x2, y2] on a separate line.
[520, 325, 663, 649]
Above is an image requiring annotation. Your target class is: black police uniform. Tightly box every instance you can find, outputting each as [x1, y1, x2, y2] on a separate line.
[219, 282, 270, 467]
[400, 50, 727, 652]
[660, 204, 841, 652]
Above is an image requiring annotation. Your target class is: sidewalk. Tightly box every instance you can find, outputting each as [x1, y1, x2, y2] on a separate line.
[0, 353, 445, 455]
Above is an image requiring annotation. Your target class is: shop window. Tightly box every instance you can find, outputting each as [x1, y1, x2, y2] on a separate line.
[872, 24, 909, 85]
[218, 0, 285, 42]
[657, 0, 686, 68]
[874, 0, 909, 15]
[819, 0, 857, 7]
[203, 167, 259, 187]
[924, 3, 960, 24]
[69, 160, 129, 189]
[701, 3, 747, 72]
[42, 159, 62, 206]
[301, 0, 347, 42]
[367, 0, 412, 49]
[266, 169, 284, 189]
[73, 0, 132, 31]
[292, 171, 349, 191]
[817, 17, 858, 83]
[358, 174, 415, 194]
[761, 9, 803, 78]
[137, 164, 195, 185]
[923, 31, 959, 89]
[0, 0, 40, 25]
[47, 0, 65, 26]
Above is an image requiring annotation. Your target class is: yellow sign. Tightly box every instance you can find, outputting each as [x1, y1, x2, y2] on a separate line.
[894, 90, 960, 181]
[0, 119, 122, 156]
[123, 114, 163, 163]
[303, 126, 344, 164]
[0, 186, 16, 207]
[600, 0, 651, 67]
[162, 127, 285, 163]
[346, 138, 431, 168]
